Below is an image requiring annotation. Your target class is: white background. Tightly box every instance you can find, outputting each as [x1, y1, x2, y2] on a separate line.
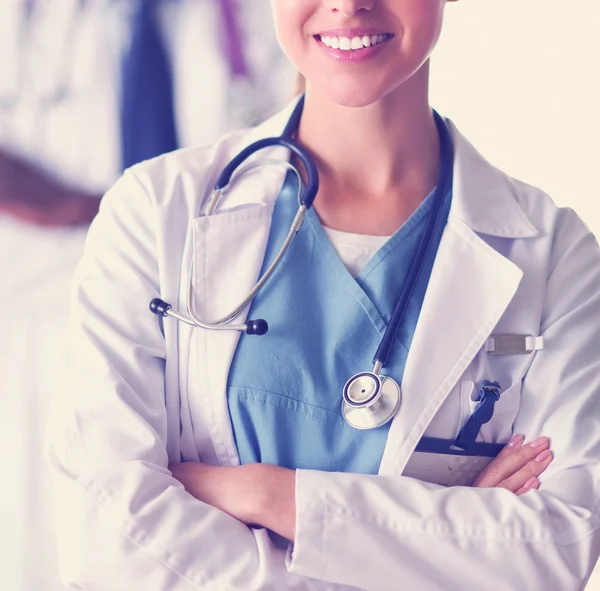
[430, 0, 600, 237]
[431, 1, 600, 586]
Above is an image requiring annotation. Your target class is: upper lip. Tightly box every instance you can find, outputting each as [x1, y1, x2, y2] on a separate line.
[315, 29, 392, 38]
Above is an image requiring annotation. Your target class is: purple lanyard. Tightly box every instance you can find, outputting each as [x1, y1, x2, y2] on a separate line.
[217, 0, 249, 79]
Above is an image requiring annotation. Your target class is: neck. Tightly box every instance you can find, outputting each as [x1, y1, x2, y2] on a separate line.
[296, 62, 441, 234]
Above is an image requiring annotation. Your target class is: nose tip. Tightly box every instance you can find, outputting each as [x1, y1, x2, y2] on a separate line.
[327, 0, 375, 16]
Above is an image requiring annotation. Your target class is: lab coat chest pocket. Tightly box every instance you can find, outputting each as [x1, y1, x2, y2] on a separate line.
[418, 375, 521, 443]
[412, 373, 522, 445]
[401, 378, 523, 487]
[190, 203, 275, 321]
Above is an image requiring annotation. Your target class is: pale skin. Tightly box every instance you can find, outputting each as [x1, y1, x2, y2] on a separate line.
[172, 0, 553, 541]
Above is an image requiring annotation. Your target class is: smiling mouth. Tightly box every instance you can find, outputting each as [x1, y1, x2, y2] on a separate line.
[316, 33, 394, 51]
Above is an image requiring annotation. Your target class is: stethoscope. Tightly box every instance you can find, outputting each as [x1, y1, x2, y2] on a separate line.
[150, 95, 454, 431]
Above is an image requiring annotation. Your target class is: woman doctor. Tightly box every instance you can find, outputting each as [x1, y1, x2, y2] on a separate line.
[47, 1, 600, 590]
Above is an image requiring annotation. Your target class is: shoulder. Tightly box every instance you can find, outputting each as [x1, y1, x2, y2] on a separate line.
[449, 119, 597, 254]
[504, 177, 600, 279]
[95, 125, 257, 240]
[110, 99, 299, 222]
[123, 128, 250, 216]
[495, 167, 600, 311]
[507, 175, 591, 240]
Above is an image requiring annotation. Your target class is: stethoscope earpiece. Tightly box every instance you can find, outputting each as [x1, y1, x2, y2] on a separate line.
[245, 319, 268, 335]
[150, 298, 171, 317]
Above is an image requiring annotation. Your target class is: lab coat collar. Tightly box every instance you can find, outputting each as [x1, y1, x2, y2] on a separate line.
[233, 99, 540, 240]
[446, 120, 539, 238]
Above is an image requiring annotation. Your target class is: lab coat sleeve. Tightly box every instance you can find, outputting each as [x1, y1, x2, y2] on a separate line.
[288, 208, 600, 591]
[46, 170, 335, 591]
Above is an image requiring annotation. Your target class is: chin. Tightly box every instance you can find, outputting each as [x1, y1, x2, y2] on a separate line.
[315, 75, 394, 109]
[327, 91, 383, 109]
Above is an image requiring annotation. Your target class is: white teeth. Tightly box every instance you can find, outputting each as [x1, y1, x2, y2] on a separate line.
[350, 36, 363, 50]
[319, 33, 389, 51]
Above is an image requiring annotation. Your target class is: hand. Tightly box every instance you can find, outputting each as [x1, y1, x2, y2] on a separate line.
[473, 434, 553, 495]
[170, 462, 296, 540]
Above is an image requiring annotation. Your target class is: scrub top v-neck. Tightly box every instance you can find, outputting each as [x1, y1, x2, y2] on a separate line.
[227, 171, 453, 475]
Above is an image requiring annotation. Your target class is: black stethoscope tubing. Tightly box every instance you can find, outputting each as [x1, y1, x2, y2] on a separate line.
[373, 112, 453, 368]
[214, 96, 319, 209]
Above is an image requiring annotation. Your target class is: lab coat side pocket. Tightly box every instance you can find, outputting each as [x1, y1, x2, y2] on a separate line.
[466, 382, 523, 443]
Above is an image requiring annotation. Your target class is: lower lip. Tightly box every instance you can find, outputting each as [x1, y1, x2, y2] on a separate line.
[315, 36, 392, 63]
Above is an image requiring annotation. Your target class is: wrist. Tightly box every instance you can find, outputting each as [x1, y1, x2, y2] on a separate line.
[252, 464, 297, 540]
[242, 464, 274, 524]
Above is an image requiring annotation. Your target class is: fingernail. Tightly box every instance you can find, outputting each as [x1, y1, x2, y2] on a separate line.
[535, 450, 552, 463]
[528, 436, 548, 448]
[524, 477, 538, 488]
[508, 434, 524, 448]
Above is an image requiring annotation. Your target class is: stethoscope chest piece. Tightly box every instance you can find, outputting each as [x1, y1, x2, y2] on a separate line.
[341, 372, 402, 430]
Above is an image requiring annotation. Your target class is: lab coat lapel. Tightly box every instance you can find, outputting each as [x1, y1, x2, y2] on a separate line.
[378, 122, 538, 475]
[378, 221, 523, 473]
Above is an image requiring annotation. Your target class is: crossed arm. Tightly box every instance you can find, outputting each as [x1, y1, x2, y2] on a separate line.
[170, 434, 553, 542]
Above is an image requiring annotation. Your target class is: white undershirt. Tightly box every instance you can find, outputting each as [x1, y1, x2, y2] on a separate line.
[323, 226, 392, 277]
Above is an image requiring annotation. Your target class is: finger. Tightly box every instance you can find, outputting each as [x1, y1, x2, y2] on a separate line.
[495, 434, 525, 460]
[499, 449, 553, 493]
[475, 436, 549, 488]
[472, 434, 524, 487]
[515, 477, 540, 496]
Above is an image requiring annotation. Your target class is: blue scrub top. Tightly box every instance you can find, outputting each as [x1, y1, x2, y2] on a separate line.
[227, 172, 452, 475]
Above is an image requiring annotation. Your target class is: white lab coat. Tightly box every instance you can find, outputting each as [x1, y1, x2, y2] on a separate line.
[0, 2, 293, 590]
[47, 101, 600, 591]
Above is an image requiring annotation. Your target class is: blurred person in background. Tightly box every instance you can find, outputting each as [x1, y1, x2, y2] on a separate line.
[0, 1, 294, 589]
